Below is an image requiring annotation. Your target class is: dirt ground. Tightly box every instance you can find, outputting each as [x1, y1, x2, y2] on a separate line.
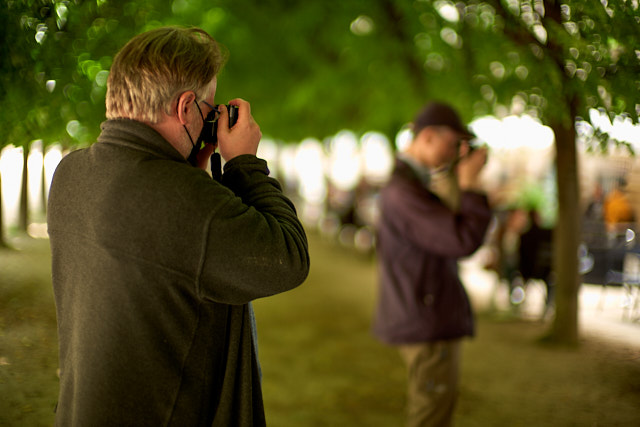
[1, 233, 639, 426]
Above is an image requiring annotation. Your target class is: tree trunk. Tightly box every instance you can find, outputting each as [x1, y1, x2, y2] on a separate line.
[41, 150, 47, 216]
[548, 120, 581, 346]
[19, 143, 29, 232]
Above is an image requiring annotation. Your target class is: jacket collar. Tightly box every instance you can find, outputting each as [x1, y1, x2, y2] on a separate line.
[98, 119, 187, 163]
[397, 154, 431, 187]
[396, 155, 456, 188]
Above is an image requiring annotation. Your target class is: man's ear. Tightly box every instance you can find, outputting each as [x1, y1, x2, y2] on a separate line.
[176, 91, 197, 125]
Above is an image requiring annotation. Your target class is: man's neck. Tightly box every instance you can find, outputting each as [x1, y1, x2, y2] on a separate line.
[145, 116, 189, 158]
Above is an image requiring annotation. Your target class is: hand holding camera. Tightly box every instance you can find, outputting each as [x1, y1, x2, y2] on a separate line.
[217, 99, 262, 161]
[457, 145, 488, 191]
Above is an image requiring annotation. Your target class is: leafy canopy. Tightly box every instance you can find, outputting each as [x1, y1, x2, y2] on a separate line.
[1, 0, 638, 146]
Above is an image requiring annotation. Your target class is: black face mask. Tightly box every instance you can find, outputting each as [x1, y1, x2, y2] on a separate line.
[186, 102, 220, 167]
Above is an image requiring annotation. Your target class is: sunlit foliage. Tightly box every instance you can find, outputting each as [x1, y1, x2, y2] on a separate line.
[2, 0, 638, 147]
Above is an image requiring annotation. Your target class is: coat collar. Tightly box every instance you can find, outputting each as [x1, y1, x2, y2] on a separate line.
[396, 154, 431, 187]
[98, 119, 187, 163]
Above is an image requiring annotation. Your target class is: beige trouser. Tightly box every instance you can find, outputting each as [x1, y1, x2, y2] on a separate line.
[397, 340, 462, 427]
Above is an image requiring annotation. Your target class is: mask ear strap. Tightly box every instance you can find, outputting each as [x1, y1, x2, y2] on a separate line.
[194, 101, 205, 122]
[183, 125, 196, 147]
[185, 115, 201, 167]
[180, 92, 203, 167]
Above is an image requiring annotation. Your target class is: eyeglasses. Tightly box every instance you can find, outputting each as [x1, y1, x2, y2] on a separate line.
[197, 100, 219, 124]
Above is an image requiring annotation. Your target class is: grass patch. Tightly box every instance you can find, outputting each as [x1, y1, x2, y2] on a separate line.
[1, 232, 639, 426]
[0, 236, 58, 427]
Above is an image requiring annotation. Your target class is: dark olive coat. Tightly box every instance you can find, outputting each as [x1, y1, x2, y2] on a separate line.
[373, 158, 491, 344]
[47, 119, 309, 426]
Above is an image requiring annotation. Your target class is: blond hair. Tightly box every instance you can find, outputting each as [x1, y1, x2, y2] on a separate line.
[106, 26, 227, 123]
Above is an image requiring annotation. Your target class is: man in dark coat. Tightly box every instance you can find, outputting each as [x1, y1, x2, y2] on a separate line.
[373, 102, 491, 426]
[47, 26, 309, 426]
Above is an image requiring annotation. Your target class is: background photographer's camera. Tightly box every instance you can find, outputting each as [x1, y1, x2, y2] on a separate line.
[467, 138, 480, 153]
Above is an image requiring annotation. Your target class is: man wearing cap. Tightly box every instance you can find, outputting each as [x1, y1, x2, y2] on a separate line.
[373, 102, 492, 426]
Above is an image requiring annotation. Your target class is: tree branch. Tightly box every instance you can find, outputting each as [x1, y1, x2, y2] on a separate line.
[379, 0, 428, 96]
[482, 0, 544, 49]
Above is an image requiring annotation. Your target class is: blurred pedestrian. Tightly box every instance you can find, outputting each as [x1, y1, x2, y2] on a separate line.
[584, 181, 605, 223]
[373, 102, 491, 427]
[47, 26, 309, 426]
[517, 208, 554, 315]
[583, 180, 607, 248]
[604, 176, 635, 234]
[483, 207, 528, 308]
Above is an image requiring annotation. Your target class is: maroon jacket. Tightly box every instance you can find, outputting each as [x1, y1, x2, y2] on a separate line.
[373, 158, 491, 344]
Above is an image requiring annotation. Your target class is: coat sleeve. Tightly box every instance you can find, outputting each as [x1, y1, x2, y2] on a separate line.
[381, 179, 491, 258]
[197, 155, 309, 305]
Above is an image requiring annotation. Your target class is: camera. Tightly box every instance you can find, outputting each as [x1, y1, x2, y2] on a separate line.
[207, 105, 239, 181]
[201, 104, 239, 145]
[222, 104, 239, 130]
